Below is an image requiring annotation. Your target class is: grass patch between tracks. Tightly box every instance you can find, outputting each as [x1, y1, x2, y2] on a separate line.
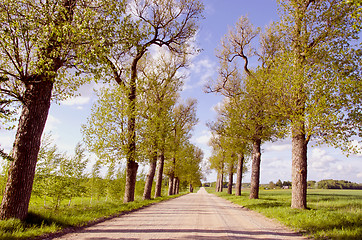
[0, 193, 186, 240]
[206, 188, 362, 240]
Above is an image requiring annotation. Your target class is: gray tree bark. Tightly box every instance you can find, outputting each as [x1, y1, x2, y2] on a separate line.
[235, 153, 244, 196]
[250, 138, 261, 199]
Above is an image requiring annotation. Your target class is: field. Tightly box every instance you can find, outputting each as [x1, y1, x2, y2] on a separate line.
[207, 188, 362, 240]
[0, 193, 185, 240]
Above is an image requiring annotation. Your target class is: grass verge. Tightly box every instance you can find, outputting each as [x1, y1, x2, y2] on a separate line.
[0, 193, 186, 240]
[206, 188, 362, 240]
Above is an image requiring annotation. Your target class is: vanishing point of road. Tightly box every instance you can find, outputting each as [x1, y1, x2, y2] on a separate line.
[54, 188, 306, 240]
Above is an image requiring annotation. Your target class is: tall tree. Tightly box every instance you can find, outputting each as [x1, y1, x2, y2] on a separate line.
[99, 0, 203, 203]
[0, 0, 111, 220]
[138, 52, 185, 200]
[208, 99, 250, 196]
[206, 16, 286, 199]
[208, 134, 227, 193]
[166, 98, 198, 195]
[274, 0, 361, 209]
[82, 82, 139, 176]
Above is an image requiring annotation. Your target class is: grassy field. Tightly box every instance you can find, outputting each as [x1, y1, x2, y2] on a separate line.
[0, 193, 186, 240]
[207, 188, 362, 240]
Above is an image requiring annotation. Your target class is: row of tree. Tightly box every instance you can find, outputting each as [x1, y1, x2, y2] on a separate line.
[0, 0, 204, 220]
[316, 179, 362, 189]
[206, 0, 361, 209]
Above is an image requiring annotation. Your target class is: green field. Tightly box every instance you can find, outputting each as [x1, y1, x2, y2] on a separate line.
[208, 188, 362, 240]
[0, 193, 185, 240]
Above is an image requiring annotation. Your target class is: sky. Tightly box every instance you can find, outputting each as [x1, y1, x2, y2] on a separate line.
[1, 0, 361, 184]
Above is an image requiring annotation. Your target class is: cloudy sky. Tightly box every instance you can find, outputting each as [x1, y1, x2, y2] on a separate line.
[1, 0, 361, 184]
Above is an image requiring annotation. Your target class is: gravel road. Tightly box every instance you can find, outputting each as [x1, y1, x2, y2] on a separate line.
[54, 187, 307, 240]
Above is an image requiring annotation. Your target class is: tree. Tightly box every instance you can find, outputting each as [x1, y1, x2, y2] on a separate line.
[138, 52, 185, 200]
[88, 160, 105, 203]
[206, 16, 286, 199]
[207, 134, 226, 193]
[275, 179, 283, 188]
[172, 141, 203, 194]
[274, 0, 361, 209]
[166, 98, 198, 195]
[60, 143, 88, 206]
[0, 0, 111, 220]
[208, 99, 250, 196]
[33, 132, 63, 207]
[82, 82, 138, 185]
[98, 0, 203, 203]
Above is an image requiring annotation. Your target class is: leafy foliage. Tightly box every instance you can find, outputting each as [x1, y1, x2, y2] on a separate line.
[317, 179, 362, 189]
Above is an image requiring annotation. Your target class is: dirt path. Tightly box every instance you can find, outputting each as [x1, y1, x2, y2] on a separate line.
[54, 188, 306, 240]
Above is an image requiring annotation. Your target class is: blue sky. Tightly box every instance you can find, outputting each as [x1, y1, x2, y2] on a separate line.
[1, 0, 361, 184]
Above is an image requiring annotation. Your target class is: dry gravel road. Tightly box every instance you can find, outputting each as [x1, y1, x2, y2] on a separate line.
[54, 188, 306, 240]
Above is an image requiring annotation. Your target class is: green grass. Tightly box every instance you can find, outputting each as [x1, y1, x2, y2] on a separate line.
[0, 193, 186, 240]
[207, 188, 362, 240]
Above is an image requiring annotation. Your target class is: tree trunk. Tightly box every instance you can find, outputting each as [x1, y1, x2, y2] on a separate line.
[215, 172, 219, 192]
[0, 80, 53, 220]
[219, 172, 223, 192]
[123, 51, 143, 203]
[216, 171, 221, 192]
[291, 124, 308, 209]
[217, 171, 224, 192]
[123, 160, 138, 203]
[177, 178, 180, 194]
[154, 151, 165, 198]
[172, 177, 177, 195]
[235, 153, 244, 196]
[227, 164, 233, 195]
[168, 174, 174, 196]
[173, 177, 179, 194]
[189, 183, 193, 192]
[250, 138, 261, 199]
[143, 152, 157, 200]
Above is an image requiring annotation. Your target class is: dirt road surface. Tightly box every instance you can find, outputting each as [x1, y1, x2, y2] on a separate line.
[54, 188, 306, 240]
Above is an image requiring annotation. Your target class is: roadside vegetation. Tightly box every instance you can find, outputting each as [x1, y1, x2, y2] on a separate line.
[0, 189, 185, 240]
[207, 187, 362, 240]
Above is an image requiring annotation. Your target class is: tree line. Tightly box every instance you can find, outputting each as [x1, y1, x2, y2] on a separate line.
[206, 0, 361, 210]
[0, 0, 204, 220]
[315, 179, 362, 189]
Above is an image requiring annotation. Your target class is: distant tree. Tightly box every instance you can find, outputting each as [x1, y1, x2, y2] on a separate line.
[307, 181, 316, 188]
[88, 160, 105, 203]
[166, 99, 198, 195]
[60, 143, 88, 206]
[107, 166, 126, 201]
[276, 179, 283, 188]
[269, 181, 276, 189]
[317, 179, 362, 189]
[33, 133, 63, 207]
[283, 181, 292, 187]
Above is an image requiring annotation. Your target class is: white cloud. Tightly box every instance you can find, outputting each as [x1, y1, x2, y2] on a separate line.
[265, 144, 292, 152]
[309, 148, 336, 172]
[183, 58, 217, 90]
[0, 132, 15, 151]
[61, 96, 90, 106]
[193, 130, 212, 145]
[44, 115, 61, 133]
